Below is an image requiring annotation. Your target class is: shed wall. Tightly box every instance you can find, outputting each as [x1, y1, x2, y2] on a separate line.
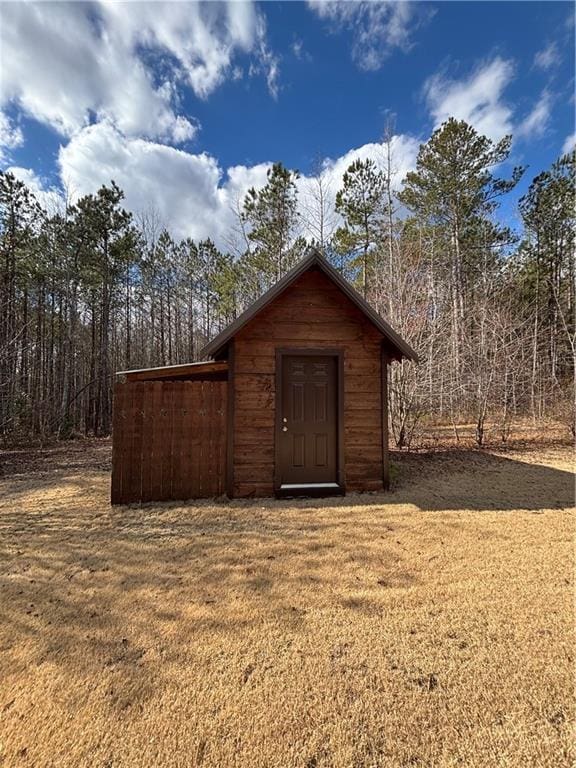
[232, 267, 386, 497]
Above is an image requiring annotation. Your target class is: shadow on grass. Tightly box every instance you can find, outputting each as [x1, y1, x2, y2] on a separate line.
[0, 446, 572, 698]
[386, 449, 574, 513]
[205, 449, 573, 513]
[0, 482, 411, 695]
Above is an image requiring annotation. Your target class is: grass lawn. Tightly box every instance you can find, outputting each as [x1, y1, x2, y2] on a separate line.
[0, 440, 574, 767]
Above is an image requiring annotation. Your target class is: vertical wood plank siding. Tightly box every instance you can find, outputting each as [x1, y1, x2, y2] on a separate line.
[232, 267, 389, 497]
[111, 379, 227, 504]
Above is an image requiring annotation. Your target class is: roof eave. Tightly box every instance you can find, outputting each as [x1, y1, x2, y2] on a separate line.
[200, 248, 419, 363]
[201, 250, 320, 359]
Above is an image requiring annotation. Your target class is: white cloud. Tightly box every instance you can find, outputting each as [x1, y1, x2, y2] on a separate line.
[534, 41, 561, 71]
[308, 0, 427, 70]
[57, 122, 272, 246]
[247, 14, 281, 99]
[171, 116, 200, 144]
[48, 122, 420, 250]
[321, 135, 420, 193]
[101, 1, 261, 99]
[424, 57, 515, 140]
[517, 91, 553, 139]
[296, 134, 420, 241]
[0, 1, 274, 143]
[0, 3, 183, 142]
[222, 163, 272, 204]
[292, 38, 305, 60]
[0, 111, 24, 163]
[6, 166, 65, 214]
[563, 133, 576, 154]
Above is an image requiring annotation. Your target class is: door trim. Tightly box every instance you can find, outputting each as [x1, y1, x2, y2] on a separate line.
[274, 348, 345, 496]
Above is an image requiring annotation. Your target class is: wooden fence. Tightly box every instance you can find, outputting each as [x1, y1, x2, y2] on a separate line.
[111, 379, 227, 504]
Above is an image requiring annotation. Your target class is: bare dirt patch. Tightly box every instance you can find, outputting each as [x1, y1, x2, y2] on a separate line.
[0, 440, 573, 767]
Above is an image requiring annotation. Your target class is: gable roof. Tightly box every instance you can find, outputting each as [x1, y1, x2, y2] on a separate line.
[201, 248, 418, 362]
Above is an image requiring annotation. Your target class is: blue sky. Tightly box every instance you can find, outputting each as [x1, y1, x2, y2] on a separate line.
[1, 1, 574, 245]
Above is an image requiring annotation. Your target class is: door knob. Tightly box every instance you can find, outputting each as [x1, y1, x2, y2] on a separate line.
[282, 417, 287, 423]
[282, 426, 288, 432]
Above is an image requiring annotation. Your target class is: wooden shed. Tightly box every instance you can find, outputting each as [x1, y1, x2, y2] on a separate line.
[111, 250, 417, 503]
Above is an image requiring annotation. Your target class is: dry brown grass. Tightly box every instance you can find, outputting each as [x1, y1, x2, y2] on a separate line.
[0, 440, 574, 768]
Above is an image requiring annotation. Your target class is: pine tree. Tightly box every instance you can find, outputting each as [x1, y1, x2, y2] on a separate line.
[0, 172, 43, 435]
[241, 162, 302, 286]
[518, 151, 576, 424]
[399, 118, 524, 379]
[334, 158, 387, 298]
[71, 182, 138, 435]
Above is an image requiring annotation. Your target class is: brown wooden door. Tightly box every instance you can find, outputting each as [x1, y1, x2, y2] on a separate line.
[278, 355, 338, 487]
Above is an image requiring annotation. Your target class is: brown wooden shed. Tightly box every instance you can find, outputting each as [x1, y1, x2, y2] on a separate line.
[111, 250, 417, 503]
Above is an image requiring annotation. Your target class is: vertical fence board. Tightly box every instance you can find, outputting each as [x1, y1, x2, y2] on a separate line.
[122, 383, 137, 504]
[128, 384, 145, 503]
[140, 382, 154, 503]
[150, 382, 163, 501]
[190, 383, 201, 498]
[111, 378, 228, 504]
[160, 385, 173, 501]
[204, 381, 214, 495]
[170, 381, 185, 501]
[196, 382, 204, 497]
[180, 383, 193, 501]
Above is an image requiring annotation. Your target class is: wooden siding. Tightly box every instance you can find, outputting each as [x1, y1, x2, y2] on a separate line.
[232, 267, 387, 497]
[111, 379, 227, 504]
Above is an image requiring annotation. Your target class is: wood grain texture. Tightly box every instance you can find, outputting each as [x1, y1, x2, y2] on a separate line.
[123, 360, 228, 382]
[112, 266, 390, 502]
[232, 267, 385, 497]
[111, 380, 227, 504]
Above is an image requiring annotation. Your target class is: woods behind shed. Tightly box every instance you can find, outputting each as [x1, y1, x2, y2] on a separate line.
[111, 250, 417, 503]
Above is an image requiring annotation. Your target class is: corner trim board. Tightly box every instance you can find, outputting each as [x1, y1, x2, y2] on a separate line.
[381, 347, 390, 490]
[226, 340, 235, 498]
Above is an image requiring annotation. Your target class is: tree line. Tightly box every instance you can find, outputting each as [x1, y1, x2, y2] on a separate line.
[0, 118, 574, 445]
